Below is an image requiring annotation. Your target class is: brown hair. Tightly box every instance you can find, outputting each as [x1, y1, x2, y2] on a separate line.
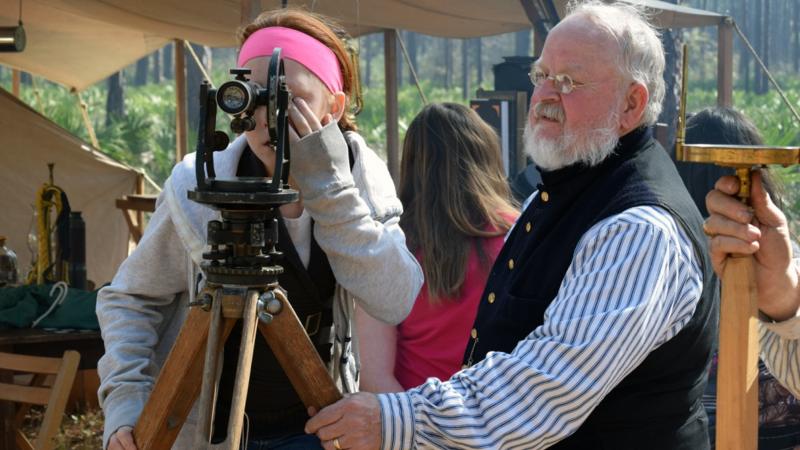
[237, 8, 360, 131]
[399, 103, 518, 302]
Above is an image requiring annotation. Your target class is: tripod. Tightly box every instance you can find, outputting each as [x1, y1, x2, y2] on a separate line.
[132, 50, 342, 450]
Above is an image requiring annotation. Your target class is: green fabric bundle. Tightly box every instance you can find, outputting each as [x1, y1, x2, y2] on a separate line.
[0, 284, 99, 330]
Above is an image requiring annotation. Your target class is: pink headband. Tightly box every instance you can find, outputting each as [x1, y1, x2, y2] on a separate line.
[238, 26, 344, 94]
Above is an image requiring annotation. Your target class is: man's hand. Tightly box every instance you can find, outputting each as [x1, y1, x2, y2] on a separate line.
[705, 171, 800, 321]
[108, 426, 138, 450]
[305, 393, 382, 450]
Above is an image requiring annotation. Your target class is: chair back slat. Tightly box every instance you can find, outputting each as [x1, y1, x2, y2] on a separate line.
[0, 352, 62, 374]
[0, 382, 51, 405]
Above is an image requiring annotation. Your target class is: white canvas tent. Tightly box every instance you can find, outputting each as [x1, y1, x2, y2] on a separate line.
[0, 0, 726, 92]
[0, 87, 145, 285]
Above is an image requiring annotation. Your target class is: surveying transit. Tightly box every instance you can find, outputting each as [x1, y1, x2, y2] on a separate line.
[132, 48, 342, 450]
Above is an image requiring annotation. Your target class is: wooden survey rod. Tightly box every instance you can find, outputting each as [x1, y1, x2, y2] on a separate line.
[674, 45, 800, 450]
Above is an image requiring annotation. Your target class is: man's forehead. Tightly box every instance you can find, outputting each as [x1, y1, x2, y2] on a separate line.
[538, 19, 617, 73]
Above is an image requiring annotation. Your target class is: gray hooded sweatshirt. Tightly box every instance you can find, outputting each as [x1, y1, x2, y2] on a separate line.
[96, 123, 423, 449]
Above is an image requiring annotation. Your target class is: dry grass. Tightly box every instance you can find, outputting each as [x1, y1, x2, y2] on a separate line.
[21, 406, 104, 449]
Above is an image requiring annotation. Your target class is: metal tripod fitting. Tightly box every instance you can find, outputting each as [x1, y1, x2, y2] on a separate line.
[189, 291, 213, 311]
[257, 290, 283, 324]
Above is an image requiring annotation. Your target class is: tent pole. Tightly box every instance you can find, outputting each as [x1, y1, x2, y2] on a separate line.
[384, 29, 399, 186]
[11, 69, 20, 97]
[717, 18, 734, 107]
[175, 39, 188, 163]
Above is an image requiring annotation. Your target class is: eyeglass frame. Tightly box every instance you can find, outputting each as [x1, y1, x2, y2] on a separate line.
[528, 69, 588, 95]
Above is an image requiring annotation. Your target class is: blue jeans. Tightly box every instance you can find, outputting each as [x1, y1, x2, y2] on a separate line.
[245, 433, 323, 450]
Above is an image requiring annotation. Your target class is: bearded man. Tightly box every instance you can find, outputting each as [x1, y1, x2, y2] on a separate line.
[305, 2, 719, 449]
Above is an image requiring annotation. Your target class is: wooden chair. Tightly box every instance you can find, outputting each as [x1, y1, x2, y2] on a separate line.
[0, 350, 80, 450]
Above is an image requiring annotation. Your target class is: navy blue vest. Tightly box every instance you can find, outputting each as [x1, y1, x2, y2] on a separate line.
[464, 127, 718, 449]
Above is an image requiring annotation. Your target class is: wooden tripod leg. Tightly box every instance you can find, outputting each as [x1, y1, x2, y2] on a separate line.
[134, 307, 235, 450]
[716, 255, 759, 450]
[213, 291, 260, 450]
[258, 291, 342, 412]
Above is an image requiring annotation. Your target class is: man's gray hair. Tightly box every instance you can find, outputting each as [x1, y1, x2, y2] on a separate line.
[566, 1, 666, 126]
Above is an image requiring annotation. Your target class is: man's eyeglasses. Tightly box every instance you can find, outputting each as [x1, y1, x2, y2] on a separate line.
[528, 69, 587, 95]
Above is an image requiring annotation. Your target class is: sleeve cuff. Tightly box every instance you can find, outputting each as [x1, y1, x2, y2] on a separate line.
[291, 121, 354, 200]
[101, 388, 149, 449]
[377, 392, 415, 450]
[761, 311, 800, 340]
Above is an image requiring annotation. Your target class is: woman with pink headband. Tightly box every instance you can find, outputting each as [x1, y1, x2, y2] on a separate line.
[97, 9, 422, 450]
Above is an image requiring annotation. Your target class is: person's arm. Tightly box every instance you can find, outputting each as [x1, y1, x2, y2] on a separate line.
[289, 116, 422, 325]
[355, 306, 404, 393]
[760, 300, 800, 398]
[307, 206, 703, 449]
[96, 192, 189, 450]
[704, 171, 800, 321]
[705, 171, 800, 396]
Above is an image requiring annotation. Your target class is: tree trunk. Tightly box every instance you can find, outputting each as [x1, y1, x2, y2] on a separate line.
[163, 42, 174, 80]
[152, 48, 163, 84]
[515, 30, 531, 56]
[475, 38, 483, 86]
[461, 39, 469, 99]
[134, 56, 149, 86]
[795, 0, 800, 73]
[396, 31, 404, 86]
[444, 38, 452, 89]
[657, 0, 682, 154]
[407, 32, 418, 83]
[106, 72, 125, 126]
[363, 35, 372, 88]
[754, 0, 763, 93]
[187, 43, 212, 137]
[758, 0, 770, 94]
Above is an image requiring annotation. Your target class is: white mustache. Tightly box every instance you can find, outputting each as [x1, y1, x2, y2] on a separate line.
[533, 102, 565, 123]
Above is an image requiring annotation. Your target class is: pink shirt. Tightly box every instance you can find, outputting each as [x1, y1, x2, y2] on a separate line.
[394, 225, 513, 390]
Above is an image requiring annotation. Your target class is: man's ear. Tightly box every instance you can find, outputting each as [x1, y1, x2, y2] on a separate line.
[618, 82, 649, 134]
[330, 92, 347, 121]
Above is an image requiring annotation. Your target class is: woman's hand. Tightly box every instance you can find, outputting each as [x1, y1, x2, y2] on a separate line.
[108, 426, 138, 450]
[288, 97, 332, 141]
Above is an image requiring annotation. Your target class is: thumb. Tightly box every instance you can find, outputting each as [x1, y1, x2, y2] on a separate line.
[750, 170, 785, 227]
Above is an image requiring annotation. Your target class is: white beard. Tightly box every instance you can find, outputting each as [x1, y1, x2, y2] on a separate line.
[524, 104, 622, 171]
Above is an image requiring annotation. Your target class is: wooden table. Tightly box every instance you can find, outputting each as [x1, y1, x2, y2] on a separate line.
[0, 328, 103, 450]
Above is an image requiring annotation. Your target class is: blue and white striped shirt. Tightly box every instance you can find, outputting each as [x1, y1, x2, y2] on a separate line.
[760, 259, 800, 399]
[377, 205, 704, 449]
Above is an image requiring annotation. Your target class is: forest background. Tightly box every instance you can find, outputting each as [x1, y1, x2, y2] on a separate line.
[1, 0, 799, 227]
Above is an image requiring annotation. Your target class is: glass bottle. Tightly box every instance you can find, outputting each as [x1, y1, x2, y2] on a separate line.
[0, 236, 18, 287]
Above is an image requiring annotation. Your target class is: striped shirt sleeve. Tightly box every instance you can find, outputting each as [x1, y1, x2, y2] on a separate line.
[759, 258, 800, 398]
[377, 205, 703, 449]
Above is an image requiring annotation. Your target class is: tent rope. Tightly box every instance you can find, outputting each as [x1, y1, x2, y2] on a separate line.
[732, 20, 800, 128]
[70, 88, 100, 149]
[183, 41, 215, 89]
[395, 31, 428, 106]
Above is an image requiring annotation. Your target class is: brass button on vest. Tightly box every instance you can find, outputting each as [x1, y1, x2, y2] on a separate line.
[488, 292, 496, 304]
[508, 258, 515, 270]
[541, 191, 550, 202]
[471, 328, 478, 339]
[525, 222, 532, 232]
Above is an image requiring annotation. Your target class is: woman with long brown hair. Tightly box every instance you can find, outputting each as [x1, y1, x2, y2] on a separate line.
[357, 102, 519, 393]
[97, 8, 422, 450]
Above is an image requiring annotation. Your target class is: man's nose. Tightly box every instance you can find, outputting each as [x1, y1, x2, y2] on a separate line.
[531, 82, 559, 106]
